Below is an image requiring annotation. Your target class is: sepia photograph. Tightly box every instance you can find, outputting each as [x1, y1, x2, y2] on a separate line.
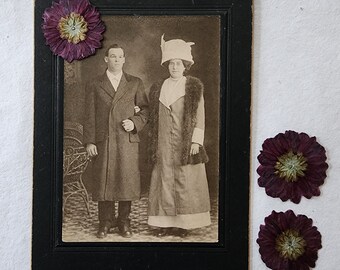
[62, 15, 221, 243]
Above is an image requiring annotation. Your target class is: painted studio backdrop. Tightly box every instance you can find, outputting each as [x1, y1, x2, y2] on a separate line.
[63, 15, 221, 242]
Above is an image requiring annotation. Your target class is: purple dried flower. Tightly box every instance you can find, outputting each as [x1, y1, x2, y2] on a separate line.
[257, 130, 328, 203]
[257, 210, 322, 270]
[42, 0, 105, 62]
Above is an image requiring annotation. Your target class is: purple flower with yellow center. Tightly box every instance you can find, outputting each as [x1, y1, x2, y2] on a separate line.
[42, 0, 105, 62]
[257, 130, 328, 203]
[257, 210, 322, 270]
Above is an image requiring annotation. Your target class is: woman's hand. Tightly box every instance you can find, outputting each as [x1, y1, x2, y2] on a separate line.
[86, 143, 98, 157]
[122, 119, 135, 132]
[190, 143, 200, 155]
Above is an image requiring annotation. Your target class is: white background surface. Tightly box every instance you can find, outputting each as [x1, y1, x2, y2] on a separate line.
[251, 1, 340, 269]
[0, 0, 340, 269]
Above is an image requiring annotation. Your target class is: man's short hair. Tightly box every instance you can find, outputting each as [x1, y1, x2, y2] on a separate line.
[105, 44, 125, 56]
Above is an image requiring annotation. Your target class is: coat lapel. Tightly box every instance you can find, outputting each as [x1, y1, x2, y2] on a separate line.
[111, 73, 129, 107]
[99, 73, 116, 99]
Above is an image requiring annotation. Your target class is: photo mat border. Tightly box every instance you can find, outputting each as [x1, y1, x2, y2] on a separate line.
[33, 0, 251, 269]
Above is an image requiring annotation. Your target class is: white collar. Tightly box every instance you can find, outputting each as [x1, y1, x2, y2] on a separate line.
[159, 76, 186, 109]
[106, 70, 123, 81]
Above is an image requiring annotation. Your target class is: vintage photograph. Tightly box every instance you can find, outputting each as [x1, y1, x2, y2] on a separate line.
[62, 15, 221, 243]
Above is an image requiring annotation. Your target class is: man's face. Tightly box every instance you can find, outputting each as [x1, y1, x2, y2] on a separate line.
[105, 48, 125, 73]
[168, 59, 185, 79]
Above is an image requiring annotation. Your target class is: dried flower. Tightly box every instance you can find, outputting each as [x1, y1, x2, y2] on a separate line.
[257, 210, 322, 270]
[42, 0, 105, 62]
[257, 130, 328, 203]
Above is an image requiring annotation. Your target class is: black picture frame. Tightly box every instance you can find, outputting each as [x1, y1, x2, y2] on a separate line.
[33, 0, 252, 269]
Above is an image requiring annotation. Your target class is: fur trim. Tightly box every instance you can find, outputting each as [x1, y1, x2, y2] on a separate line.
[148, 80, 162, 165]
[148, 76, 209, 165]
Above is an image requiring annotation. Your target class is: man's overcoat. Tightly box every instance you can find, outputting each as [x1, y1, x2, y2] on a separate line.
[83, 72, 148, 201]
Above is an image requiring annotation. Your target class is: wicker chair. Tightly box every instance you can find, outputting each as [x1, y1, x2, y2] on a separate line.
[63, 121, 90, 219]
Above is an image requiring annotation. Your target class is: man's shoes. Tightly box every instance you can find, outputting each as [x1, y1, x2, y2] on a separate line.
[96, 222, 112, 239]
[118, 221, 133, 238]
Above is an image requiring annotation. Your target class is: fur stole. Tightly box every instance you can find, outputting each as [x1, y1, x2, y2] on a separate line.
[148, 76, 209, 165]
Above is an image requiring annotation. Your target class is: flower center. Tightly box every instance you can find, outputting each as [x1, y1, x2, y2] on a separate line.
[274, 150, 307, 182]
[275, 229, 306, 260]
[58, 12, 88, 44]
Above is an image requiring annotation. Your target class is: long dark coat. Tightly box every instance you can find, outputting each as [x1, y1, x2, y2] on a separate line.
[83, 72, 148, 201]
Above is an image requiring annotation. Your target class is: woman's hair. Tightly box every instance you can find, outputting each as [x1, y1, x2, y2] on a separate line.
[163, 59, 193, 73]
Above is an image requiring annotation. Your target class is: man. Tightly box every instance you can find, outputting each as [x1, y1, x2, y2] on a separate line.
[83, 44, 148, 238]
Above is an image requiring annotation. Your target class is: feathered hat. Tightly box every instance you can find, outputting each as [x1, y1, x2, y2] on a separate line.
[160, 34, 195, 65]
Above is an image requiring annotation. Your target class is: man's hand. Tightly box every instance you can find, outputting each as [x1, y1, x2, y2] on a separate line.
[86, 143, 98, 157]
[190, 143, 200, 155]
[134, 106, 141, 114]
[122, 119, 135, 132]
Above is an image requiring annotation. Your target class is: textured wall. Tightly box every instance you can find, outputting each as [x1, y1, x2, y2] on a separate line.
[251, 1, 340, 269]
[0, 1, 33, 269]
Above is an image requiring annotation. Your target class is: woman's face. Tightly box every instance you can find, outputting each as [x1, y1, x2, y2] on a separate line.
[168, 59, 185, 79]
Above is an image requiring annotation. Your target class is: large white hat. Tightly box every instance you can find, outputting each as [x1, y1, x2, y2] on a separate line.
[160, 34, 195, 65]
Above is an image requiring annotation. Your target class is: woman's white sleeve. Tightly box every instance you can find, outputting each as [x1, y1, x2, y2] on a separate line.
[191, 95, 205, 145]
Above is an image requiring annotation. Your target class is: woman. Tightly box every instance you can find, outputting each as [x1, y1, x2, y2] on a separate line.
[147, 35, 211, 237]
